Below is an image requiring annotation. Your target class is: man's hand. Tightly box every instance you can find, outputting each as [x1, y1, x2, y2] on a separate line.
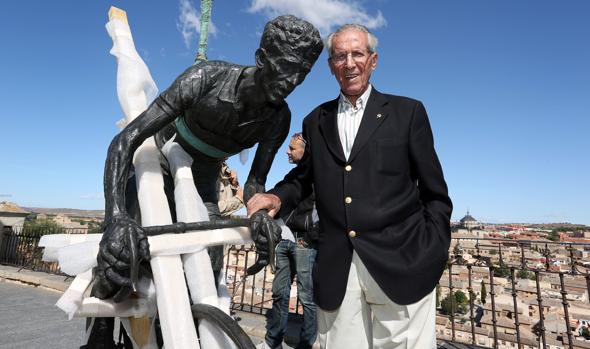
[94, 214, 150, 302]
[247, 193, 281, 218]
[246, 210, 282, 275]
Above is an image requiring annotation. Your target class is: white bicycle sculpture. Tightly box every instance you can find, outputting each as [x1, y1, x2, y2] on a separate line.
[40, 218, 270, 349]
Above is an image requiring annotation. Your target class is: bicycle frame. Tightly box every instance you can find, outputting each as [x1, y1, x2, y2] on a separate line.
[41, 225, 253, 348]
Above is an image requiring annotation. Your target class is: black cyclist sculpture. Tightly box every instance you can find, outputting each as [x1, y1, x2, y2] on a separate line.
[96, 15, 323, 304]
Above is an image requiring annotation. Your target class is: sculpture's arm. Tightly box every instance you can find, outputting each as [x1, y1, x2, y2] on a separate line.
[97, 66, 206, 301]
[104, 98, 178, 221]
[243, 105, 291, 203]
[104, 65, 206, 221]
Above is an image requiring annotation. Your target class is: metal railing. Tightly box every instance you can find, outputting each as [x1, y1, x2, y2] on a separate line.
[4, 225, 589, 348]
[0, 226, 299, 315]
[439, 237, 590, 349]
[0, 226, 89, 274]
[225, 238, 590, 348]
[225, 244, 308, 316]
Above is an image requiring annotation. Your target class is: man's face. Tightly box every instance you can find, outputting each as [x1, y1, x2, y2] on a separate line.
[229, 170, 238, 185]
[328, 29, 377, 101]
[259, 50, 313, 105]
[286, 137, 305, 164]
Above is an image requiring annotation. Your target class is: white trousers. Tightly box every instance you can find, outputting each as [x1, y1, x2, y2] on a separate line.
[317, 251, 436, 349]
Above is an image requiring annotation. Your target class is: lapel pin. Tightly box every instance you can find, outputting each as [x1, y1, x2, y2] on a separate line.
[376, 113, 382, 118]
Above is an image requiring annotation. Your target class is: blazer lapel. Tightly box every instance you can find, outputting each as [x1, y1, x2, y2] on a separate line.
[318, 98, 346, 163]
[348, 88, 389, 163]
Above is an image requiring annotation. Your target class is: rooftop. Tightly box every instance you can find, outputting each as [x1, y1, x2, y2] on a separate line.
[0, 201, 28, 214]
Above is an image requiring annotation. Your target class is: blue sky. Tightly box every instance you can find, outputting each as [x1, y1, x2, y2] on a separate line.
[0, 1, 588, 225]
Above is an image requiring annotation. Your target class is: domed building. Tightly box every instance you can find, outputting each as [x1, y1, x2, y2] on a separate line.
[460, 210, 479, 230]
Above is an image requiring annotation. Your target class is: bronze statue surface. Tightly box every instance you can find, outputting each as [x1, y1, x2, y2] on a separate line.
[96, 15, 323, 301]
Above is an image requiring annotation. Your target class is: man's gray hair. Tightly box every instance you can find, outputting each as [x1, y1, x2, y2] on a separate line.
[325, 24, 378, 57]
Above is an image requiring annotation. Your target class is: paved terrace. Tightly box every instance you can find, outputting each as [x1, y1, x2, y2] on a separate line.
[0, 265, 466, 348]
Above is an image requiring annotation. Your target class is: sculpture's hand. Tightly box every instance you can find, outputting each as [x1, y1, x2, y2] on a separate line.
[243, 179, 265, 205]
[246, 210, 281, 275]
[94, 214, 150, 302]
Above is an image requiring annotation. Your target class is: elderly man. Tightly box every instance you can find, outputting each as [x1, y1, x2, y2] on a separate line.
[248, 24, 452, 348]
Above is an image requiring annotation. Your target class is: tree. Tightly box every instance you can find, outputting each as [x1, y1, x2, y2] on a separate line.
[547, 231, 560, 242]
[23, 219, 64, 235]
[453, 242, 461, 256]
[455, 290, 468, 304]
[517, 269, 533, 279]
[88, 226, 103, 234]
[480, 280, 487, 305]
[436, 285, 441, 308]
[441, 291, 469, 315]
[441, 293, 456, 315]
[493, 264, 510, 278]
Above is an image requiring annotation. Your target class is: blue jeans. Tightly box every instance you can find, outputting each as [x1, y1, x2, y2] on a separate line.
[265, 239, 317, 349]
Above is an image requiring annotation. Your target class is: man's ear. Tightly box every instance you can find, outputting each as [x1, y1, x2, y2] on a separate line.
[370, 52, 378, 71]
[255, 48, 266, 69]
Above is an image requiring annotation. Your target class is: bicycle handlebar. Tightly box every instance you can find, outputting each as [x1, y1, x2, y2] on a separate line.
[142, 216, 278, 274]
[143, 218, 250, 236]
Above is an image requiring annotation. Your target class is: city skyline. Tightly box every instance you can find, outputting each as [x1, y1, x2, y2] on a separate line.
[0, 1, 588, 225]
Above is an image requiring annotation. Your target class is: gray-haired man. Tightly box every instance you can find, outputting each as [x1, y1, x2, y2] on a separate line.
[248, 24, 452, 348]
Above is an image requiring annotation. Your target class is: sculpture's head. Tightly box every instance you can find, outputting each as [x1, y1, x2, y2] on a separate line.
[256, 15, 323, 105]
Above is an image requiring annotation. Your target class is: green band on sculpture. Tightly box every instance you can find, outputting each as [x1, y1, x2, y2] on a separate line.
[175, 117, 234, 159]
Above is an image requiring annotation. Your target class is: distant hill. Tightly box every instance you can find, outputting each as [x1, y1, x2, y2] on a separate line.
[528, 223, 590, 231]
[23, 207, 104, 218]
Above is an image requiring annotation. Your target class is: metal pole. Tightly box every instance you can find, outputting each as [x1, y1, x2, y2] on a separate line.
[195, 0, 214, 63]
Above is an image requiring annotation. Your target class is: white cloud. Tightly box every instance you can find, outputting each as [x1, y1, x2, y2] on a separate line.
[177, 0, 218, 49]
[248, 0, 386, 35]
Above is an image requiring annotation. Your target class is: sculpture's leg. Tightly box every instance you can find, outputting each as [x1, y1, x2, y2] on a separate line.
[162, 141, 229, 349]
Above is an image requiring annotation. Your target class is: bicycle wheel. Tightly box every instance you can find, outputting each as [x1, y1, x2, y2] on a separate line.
[192, 303, 256, 349]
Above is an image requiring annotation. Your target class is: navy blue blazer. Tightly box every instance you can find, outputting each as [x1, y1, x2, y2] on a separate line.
[270, 88, 452, 309]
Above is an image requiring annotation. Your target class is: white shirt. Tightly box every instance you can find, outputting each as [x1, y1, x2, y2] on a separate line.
[337, 85, 372, 160]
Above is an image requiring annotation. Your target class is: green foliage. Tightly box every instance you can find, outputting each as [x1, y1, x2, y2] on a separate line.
[440, 293, 455, 315]
[88, 226, 103, 234]
[552, 225, 589, 233]
[547, 231, 560, 242]
[455, 290, 468, 304]
[480, 280, 487, 305]
[441, 290, 469, 315]
[23, 219, 65, 235]
[581, 326, 590, 339]
[517, 269, 534, 280]
[453, 242, 461, 256]
[493, 264, 510, 278]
